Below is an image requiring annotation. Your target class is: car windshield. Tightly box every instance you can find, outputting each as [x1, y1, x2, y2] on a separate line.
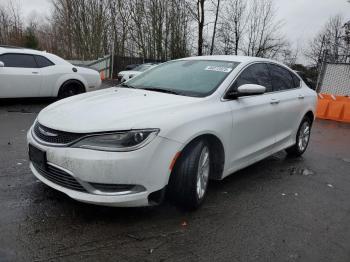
[133, 64, 154, 72]
[126, 60, 240, 97]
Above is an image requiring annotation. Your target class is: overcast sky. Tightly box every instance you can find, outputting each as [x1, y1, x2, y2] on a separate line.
[1, 0, 349, 63]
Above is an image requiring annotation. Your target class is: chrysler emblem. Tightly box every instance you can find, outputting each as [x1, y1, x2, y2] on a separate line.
[38, 127, 58, 137]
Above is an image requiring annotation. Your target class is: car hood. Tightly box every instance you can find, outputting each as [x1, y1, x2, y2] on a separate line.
[37, 87, 198, 133]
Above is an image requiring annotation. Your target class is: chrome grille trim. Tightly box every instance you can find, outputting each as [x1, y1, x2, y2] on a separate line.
[33, 122, 87, 146]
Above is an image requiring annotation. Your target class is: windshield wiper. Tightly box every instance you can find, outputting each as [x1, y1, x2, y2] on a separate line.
[119, 82, 135, 89]
[139, 87, 180, 95]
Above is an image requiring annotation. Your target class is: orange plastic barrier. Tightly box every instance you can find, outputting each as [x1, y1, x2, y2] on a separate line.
[316, 99, 329, 118]
[316, 93, 350, 123]
[336, 96, 350, 102]
[342, 103, 350, 122]
[100, 71, 105, 80]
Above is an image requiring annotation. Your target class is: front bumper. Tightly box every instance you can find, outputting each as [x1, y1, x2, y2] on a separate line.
[27, 128, 182, 207]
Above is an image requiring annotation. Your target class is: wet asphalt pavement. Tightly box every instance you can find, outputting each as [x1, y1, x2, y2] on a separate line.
[0, 96, 349, 262]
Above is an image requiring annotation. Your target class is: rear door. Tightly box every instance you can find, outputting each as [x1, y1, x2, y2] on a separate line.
[226, 63, 279, 170]
[0, 53, 42, 98]
[267, 64, 304, 146]
[33, 55, 56, 97]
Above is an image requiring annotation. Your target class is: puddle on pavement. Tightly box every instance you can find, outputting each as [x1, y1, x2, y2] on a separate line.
[288, 167, 315, 176]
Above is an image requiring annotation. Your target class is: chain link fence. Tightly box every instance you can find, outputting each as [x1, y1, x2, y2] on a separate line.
[319, 63, 350, 96]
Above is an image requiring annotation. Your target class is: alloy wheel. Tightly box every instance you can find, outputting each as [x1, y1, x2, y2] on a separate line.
[196, 146, 210, 199]
[298, 121, 310, 152]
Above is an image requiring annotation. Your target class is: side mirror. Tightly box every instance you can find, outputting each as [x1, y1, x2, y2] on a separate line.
[237, 84, 266, 95]
[0, 61, 4, 67]
[225, 84, 266, 99]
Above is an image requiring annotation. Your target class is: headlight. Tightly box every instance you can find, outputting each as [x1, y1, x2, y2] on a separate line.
[72, 129, 159, 152]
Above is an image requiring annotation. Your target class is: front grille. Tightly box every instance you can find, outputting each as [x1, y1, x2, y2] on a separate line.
[33, 122, 86, 145]
[34, 163, 87, 192]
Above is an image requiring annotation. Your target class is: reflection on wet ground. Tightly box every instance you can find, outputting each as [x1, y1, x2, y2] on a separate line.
[0, 100, 349, 261]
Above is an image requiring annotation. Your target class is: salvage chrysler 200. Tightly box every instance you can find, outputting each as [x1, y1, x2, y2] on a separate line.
[27, 56, 317, 209]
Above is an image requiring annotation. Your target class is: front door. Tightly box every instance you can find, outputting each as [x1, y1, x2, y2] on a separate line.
[226, 63, 279, 172]
[0, 53, 42, 98]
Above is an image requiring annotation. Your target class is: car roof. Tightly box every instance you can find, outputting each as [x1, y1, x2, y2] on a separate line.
[0, 46, 45, 55]
[181, 55, 274, 64]
[0, 46, 70, 65]
[180, 55, 295, 73]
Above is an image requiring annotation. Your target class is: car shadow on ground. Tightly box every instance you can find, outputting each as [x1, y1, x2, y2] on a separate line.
[26, 150, 305, 224]
[0, 98, 53, 113]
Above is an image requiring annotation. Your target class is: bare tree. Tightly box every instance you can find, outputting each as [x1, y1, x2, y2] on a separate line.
[0, 1, 23, 46]
[1, 0, 294, 64]
[279, 42, 299, 66]
[50, 0, 110, 59]
[209, 0, 221, 55]
[218, 0, 246, 55]
[216, 0, 287, 59]
[232, 0, 247, 55]
[305, 15, 346, 65]
[197, 0, 206, 56]
[244, 0, 287, 58]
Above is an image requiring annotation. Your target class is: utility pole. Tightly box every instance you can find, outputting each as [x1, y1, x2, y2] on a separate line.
[344, 20, 350, 63]
[316, 49, 328, 93]
[317, 35, 326, 69]
[111, 38, 115, 80]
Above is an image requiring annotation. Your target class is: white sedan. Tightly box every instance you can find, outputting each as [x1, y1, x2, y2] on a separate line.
[27, 56, 317, 209]
[0, 46, 101, 98]
[118, 63, 157, 82]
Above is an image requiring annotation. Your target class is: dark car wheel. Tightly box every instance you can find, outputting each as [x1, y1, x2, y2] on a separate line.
[58, 81, 85, 99]
[167, 139, 211, 210]
[286, 116, 312, 157]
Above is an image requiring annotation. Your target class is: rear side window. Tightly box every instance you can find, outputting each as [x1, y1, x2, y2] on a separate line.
[34, 55, 54, 68]
[0, 53, 38, 68]
[268, 64, 294, 91]
[291, 73, 301, 88]
[233, 63, 273, 92]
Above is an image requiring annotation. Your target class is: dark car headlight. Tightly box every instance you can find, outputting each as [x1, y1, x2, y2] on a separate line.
[72, 129, 159, 152]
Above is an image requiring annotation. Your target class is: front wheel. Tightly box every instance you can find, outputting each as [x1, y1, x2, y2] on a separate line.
[167, 140, 211, 210]
[286, 116, 312, 157]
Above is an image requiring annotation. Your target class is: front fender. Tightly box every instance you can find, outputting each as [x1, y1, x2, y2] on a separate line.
[155, 101, 233, 172]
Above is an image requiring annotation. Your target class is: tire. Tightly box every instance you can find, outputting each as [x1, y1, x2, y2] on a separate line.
[58, 81, 85, 99]
[286, 116, 312, 157]
[167, 139, 211, 210]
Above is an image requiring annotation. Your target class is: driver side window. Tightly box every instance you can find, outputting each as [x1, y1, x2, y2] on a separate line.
[231, 63, 273, 93]
[0, 53, 38, 68]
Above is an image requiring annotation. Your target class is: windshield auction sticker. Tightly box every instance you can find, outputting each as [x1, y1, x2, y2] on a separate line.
[205, 66, 232, 73]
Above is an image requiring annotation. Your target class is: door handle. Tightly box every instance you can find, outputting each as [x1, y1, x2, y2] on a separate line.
[32, 71, 39, 74]
[298, 95, 305, 99]
[270, 98, 280, 105]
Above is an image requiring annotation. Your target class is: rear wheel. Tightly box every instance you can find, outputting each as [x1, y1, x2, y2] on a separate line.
[58, 81, 85, 99]
[286, 116, 312, 157]
[167, 140, 211, 210]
